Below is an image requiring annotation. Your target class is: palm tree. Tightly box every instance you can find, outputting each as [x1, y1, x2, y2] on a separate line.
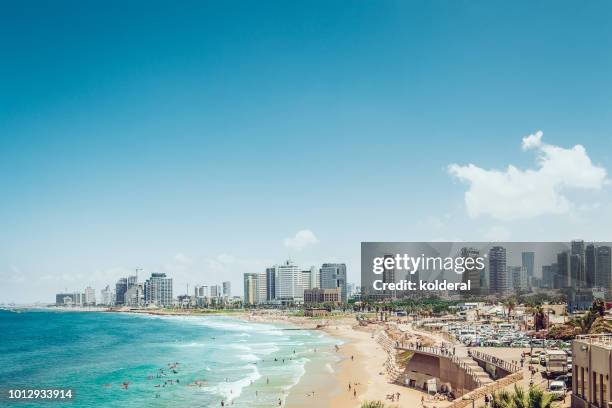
[360, 401, 386, 408]
[491, 385, 554, 408]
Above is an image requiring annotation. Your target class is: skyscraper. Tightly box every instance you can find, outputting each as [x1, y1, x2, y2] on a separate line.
[222, 281, 231, 297]
[521, 251, 535, 287]
[256, 272, 267, 304]
[84, 286, 96, 306]
[571, 240, 585, 287]
[144, 273, 173, 307]
[274, 260, 303, 302]
[509, 266, 528, 292]
[556, 251, 571, 288]
[266, 267, 276, 302]
[115, 277, 127, 305]
[243, 273, 258, 305]
[320, 263, 347, 303]
[488, 246, 508, 295]
[596, 246, 611, 291]
[100, 285, 113, 306]
[461, 247, 481, 295]
[585, 244, 596, 288]
[381, 254, 396, 300]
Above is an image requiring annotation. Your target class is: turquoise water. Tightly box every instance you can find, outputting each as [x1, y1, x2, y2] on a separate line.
[0, 310, 338, 407]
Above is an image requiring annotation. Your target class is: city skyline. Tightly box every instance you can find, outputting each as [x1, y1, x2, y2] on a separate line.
[2, 1, 612, 303]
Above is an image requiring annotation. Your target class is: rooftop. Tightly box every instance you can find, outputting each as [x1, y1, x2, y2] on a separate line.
[575, 334, 612, 348]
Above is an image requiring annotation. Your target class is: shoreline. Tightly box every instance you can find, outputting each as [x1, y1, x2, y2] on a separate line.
[10, 307, 434, 407]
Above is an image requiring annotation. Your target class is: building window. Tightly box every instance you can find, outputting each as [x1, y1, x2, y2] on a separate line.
[593, 371, 598, 406]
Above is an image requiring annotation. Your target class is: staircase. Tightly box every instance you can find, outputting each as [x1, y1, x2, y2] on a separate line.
[457, 356, 494, 385]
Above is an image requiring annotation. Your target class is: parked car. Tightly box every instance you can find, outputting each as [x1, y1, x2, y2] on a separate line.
[555, 374, 572, 387]
[548, 380, 567, 396]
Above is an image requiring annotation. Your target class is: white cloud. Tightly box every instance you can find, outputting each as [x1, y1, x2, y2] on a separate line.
[448, 131, 608, 220]
[521, 130, 543, 150]
[283, 229, 319, 250]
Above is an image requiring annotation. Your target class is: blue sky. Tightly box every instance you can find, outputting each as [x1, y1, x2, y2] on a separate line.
[1, 1, 612, 302]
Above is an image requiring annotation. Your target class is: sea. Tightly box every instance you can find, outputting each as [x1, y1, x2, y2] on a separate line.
[0, 309, 340, 407]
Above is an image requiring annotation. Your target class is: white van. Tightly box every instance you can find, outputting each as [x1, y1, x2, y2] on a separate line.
[549, 381, 566, 396]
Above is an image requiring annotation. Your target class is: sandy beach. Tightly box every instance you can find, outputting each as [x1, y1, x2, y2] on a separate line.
[260, 315, 437, 408]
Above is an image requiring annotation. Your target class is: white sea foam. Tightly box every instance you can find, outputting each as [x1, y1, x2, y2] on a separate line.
[206, 364, 261, 401]
[238, 353, 260, 362]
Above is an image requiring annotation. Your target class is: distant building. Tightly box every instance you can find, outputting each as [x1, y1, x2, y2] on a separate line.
[521, 251, 535, 287]
[84, 286, 96, 306]
[125, 283, 144, 307]
[194, 285, 209, 298]
[55, 292, 84, 306]
[556, 251, 571, 289]
[585, 244, 596, 288]
[381, 254, 396, 300]
[320, 263, 347, 303]
[274, 260, 303, 304]
[144, 273, 173, 307]
[596, 246, 611, 291]
[210, 284, 222, 298]
[488, 246, 508, 295]
[256, 272, 268, 304]
[115, 278, 127, 306]
[222, 281, 231, 297]
[301, 266, 320, 292]
[265, 267, 276, 302]
[541, 264, 555, 289]
[509, 266, 528, 293]
[303, 288, 341, 305]
[243, 273, 258, 305]
[194, 285, 209, 307]
[461, 247, 482, 295]
[100, 285, 113, 306]
[304, 308, 329, 317]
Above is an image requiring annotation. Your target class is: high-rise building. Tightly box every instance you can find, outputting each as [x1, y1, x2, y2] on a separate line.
[586, 244, 596, 288]
[571, 240, 586, 287]
[301, 266, 320, 292]
[596, 246, 611, 291]
[381, 254, 396, 300]
[210, 284, 222, 298]
[556, 251, 571, 288]
[488, 246, 508, 295]
[509, 266, 528, 292]
[100, 285, 113, 306]
[521, 252, 535, 287]
[144, 273, 173, 307]
[222, 281, 231, 297]
[115, 277, 127, 305]
[55, 292, 84, 306]
[266, 267, 276, 302]
[542, 264, 555, 289]
[461, 247, 482, 295]
[194, 285, 209, 298]
[125, 283, 144, 306]
[84, 286, 96, 306]
[256, 272, 268, 304]
[274, 260, 303, 302]
[243, 273, 258, 305]
[320, 263, 347, 303]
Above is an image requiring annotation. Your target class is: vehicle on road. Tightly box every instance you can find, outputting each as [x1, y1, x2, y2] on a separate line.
[546, 350, 569, 378]
[549, 380, 567, 397]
